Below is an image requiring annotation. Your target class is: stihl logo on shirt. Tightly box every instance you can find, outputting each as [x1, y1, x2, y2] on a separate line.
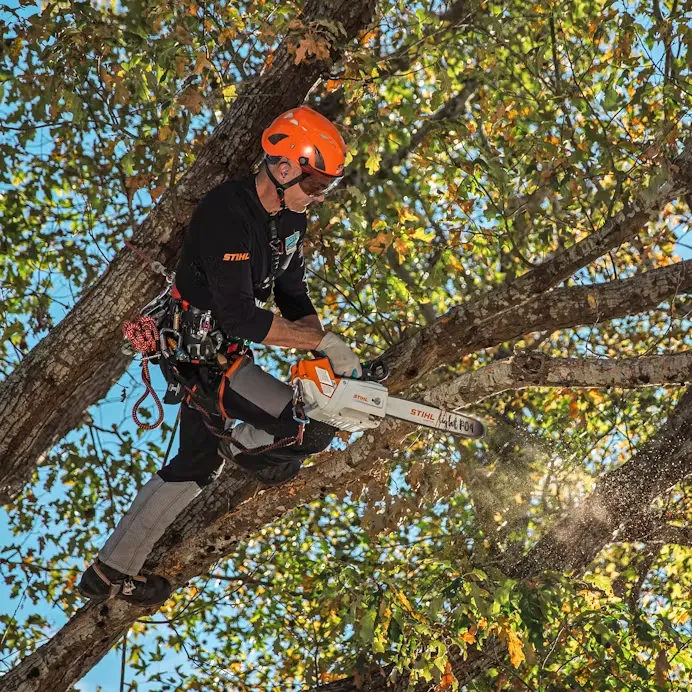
[223, 252, 250, 261]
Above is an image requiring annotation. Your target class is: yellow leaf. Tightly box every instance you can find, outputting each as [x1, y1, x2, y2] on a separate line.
[506, 629, 525, 668]
[397, 206, 419, 223]
[410, 227, 435, 242]
[222, 84, 237, 101]
[446, 254, 464, 272]
[371, 218, 387, 231]
[365, 149, 381, 175]
[157, 126, 171, 142]
[392, 587, 414, 614]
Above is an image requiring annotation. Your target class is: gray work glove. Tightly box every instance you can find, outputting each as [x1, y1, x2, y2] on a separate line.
[316, 332, 362, 378]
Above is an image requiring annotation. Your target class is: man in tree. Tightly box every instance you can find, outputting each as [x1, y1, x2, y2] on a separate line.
[78, 106, 362, 607]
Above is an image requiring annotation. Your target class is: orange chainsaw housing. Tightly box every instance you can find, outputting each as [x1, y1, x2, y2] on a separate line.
[290, 357, 339, 397]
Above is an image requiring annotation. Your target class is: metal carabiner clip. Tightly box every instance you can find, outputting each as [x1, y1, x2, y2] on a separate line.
[159, 328, 186, 360]
[291, 380, 310, 424]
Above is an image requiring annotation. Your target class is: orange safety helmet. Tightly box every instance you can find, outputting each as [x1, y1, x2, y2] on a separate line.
[261, 106, 346, 198]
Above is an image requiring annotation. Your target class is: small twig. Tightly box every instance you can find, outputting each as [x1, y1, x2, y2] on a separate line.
[119, 632, 128, 692]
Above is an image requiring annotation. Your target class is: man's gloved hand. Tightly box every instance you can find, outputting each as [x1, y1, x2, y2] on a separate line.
[316, 332, 362, 378]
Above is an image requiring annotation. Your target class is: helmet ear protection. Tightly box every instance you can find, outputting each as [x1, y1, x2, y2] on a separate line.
[261, 106, 346, 206]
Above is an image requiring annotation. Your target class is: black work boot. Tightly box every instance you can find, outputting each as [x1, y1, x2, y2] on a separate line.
[78, 560, 171, 606]
[218, 439, 302, 487]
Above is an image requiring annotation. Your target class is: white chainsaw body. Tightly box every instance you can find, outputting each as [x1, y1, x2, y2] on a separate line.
[297, 366, 388, 432]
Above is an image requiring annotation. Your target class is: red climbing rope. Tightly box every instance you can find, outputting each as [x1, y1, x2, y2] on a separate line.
[122, 316, 165, 430]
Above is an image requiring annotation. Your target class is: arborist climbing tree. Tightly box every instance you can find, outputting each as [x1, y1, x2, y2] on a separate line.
[79, 107, 364, 605]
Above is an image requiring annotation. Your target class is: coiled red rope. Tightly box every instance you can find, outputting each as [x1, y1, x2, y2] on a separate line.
[122, 316, 164, 430]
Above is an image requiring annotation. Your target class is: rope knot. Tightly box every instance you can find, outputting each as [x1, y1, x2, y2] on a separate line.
[122, 316, 164, 430]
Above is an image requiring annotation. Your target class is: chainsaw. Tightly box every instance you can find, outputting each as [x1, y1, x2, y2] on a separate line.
[290, 357, 485, 439]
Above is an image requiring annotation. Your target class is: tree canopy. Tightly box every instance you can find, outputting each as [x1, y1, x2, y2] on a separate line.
[1, 0, 691, 690]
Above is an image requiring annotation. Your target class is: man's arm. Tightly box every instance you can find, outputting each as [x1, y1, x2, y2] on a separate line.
[263, 314, 361, 377]
[261, 313, 324, 349]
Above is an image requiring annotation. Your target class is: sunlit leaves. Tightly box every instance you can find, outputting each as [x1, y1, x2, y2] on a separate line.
[2, 0, 692, 688]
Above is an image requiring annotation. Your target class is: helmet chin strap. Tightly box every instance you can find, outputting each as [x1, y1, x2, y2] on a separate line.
[263, 158, 302, 212]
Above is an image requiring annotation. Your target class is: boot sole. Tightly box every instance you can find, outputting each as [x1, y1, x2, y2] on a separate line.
[77, 582, 170, 607]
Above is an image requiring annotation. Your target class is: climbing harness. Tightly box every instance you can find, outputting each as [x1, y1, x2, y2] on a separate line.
[122, 241, 306, 453]
[121, 241, 176, 431]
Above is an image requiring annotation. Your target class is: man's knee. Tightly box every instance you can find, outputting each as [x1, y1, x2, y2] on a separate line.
[158, 456, 225, 487]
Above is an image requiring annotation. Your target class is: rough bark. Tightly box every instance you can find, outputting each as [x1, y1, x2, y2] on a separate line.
[0, 0, 377, 504]
[426, 349, 692, 409]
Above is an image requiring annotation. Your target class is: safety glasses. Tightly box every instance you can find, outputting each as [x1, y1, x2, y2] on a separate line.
[297, 165, 343, 197]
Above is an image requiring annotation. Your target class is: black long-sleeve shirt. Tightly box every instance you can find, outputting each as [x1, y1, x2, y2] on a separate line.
[175, 176, 317, 343]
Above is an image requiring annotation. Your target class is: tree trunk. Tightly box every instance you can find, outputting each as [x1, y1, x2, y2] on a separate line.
[0, 0, 377, 504]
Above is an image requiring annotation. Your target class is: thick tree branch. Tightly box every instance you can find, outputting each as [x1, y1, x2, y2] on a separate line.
[465, 260, 692, 356]
[426, 350, 692, 409]
[510, 388, 692, 578]
[383, 142, 692, 392]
